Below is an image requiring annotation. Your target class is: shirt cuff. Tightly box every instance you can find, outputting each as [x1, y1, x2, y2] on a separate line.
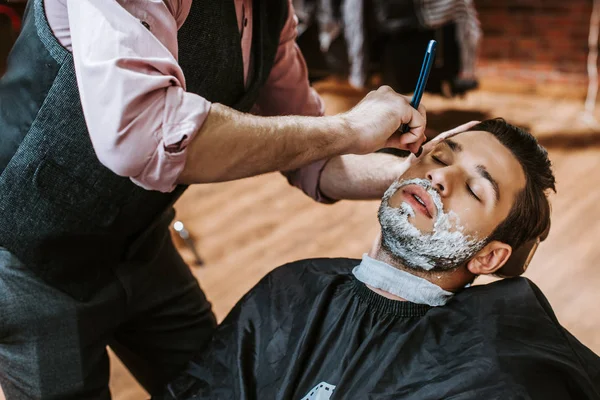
[284, 159, 338, 204]
[309, 87, 326, 117]
[130, 87, 211, 192]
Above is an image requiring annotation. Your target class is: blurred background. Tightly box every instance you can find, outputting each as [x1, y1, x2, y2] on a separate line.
[2, 0, 600, 398]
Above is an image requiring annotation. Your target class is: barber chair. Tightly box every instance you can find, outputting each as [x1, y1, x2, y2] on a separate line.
[173, 220, 204, 266]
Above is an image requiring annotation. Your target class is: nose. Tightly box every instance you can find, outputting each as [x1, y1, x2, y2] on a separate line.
[426, 168, 453, 197]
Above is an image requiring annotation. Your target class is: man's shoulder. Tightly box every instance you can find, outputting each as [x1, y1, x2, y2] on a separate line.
[452, 277, 567, 343]
[264, 257, 360, 285]
[223, 258, 359, 328]
[457, 277, 546, 309]
[452, 277, 555, 318]
[248, 257, 360, 299]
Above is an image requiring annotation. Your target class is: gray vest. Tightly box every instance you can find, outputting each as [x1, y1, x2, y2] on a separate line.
[0, 0, 288, 300]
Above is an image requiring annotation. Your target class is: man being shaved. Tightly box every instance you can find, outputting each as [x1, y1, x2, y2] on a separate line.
[158, 119, 600, 400]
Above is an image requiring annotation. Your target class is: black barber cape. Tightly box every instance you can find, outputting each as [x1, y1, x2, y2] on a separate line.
[161, 258, 600, 400]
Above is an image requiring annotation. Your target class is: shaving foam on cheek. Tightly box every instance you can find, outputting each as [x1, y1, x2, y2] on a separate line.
[378, 179, 486, 271]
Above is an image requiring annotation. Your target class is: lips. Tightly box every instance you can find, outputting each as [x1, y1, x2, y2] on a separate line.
[402, 185, 435, 219]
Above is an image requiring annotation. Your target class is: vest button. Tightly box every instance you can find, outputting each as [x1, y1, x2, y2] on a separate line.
[141, 20, 150, 30]
[244, 18, 248, 27]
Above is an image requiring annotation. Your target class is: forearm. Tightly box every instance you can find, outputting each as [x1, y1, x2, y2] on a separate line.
[177, 103, 350, 184]
[319, 153, 406, 201]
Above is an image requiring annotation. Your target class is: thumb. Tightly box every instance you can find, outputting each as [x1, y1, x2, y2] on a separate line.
[404, 106, 427, 133]
[418, 120, 481, 158]
[395, 153, 418, 177]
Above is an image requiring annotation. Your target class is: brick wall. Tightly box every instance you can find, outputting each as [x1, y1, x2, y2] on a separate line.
[0, 1, 596, 98]
[475, 0, 593, 97]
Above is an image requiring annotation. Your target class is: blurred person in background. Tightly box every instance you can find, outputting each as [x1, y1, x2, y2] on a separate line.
[415, 0, 481, 92]
[294, 0, 481, 95]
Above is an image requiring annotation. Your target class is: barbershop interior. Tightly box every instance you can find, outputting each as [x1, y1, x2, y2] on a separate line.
[1, 0, 600, 399]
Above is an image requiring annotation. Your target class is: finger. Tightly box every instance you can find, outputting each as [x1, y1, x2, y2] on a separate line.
[388, 109, 425, 152]
[400, 153, 418, 171]
[391, 128, 426, 154]
[409, 130, 427, 151]
[391, 154, 417, 181]
[401, 119, 478, 160]
[406, 106, 427, 133]
[406, 141, 423, 155]
[433, 120, 480, 142]
[395, 93, 426, 119]
[384, 138, 401, 149]
[385, 130, 421, 149]
[392, 129, 425, 151]
[420, 120, 481, 156]
[378, 85, 394, 93]
[384, 132, 407, 149]
[398, 93, 413, 103]
[408, 108, 427, 150]
[417, 103, 427, 122]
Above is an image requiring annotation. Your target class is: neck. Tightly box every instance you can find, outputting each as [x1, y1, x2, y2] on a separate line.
[368, 235, 473, 294]
[353, 253, 455, 306]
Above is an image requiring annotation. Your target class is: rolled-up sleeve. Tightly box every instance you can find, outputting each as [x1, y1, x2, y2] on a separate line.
[68, 0, 209, 193]
[256, 0, 335, 203]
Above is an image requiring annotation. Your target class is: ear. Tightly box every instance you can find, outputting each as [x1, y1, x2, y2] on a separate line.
[466, 241, 512, 275]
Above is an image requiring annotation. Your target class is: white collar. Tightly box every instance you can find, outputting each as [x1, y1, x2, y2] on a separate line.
[352, 254, 454, 307]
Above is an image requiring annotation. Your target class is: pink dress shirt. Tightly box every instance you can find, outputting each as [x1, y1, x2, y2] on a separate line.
[44, 0, 328, 200]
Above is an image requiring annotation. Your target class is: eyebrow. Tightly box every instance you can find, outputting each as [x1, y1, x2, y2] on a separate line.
[476, 165, 500, 203]
[444, 139, 463, 152]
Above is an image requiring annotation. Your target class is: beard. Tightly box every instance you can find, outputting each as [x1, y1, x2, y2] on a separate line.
[378, 178, 487, 272]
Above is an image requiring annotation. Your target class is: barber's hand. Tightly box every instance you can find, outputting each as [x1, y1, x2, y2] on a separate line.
[341, 86, 427, 155]
[395, 120, 481, 177]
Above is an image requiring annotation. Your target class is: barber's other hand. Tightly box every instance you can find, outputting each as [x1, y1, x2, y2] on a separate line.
[341, 86, 427, 155]
[395, 120, 481, 177]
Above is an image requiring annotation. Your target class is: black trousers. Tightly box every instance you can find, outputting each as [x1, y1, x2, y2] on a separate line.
[0, 232, 216, 399]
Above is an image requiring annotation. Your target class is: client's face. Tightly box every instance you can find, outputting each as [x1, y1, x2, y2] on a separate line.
[379, 130, 526, 271]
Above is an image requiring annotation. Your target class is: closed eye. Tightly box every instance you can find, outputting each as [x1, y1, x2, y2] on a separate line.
[431, 155, 447, 166]
[467, 184, 481, 202]
[432, 154, 480, 202]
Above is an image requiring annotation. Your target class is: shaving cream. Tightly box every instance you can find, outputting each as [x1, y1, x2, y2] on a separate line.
[378, 178, 486, 271]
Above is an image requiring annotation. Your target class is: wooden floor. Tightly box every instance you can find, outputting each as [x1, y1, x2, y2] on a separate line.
[2, 82, 600, 399]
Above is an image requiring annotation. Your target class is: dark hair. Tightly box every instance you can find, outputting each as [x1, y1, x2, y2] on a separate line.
[470, 118, 556, 250]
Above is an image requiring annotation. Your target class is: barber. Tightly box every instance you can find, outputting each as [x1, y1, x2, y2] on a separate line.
[0, 0, 426, 398]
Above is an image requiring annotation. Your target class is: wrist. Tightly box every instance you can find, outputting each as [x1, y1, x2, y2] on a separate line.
[329, 114, 357, 155]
